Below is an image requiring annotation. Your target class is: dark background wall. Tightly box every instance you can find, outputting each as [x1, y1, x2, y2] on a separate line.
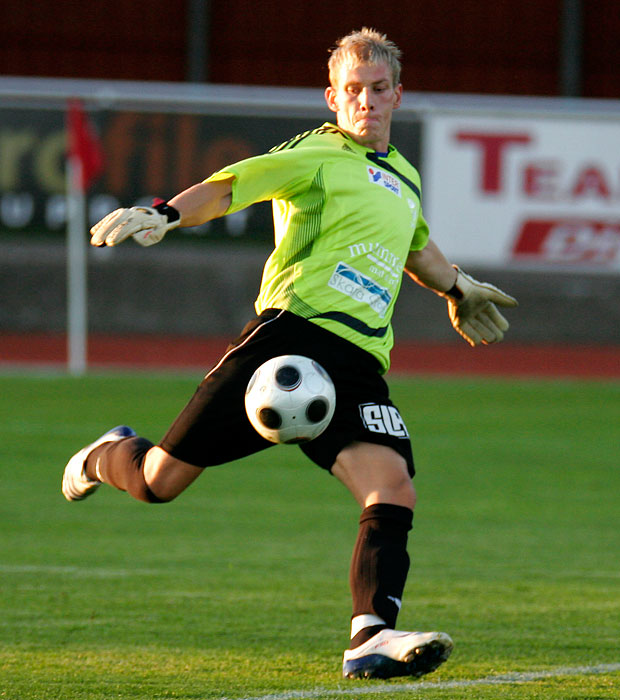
[1, 0, 618, 97]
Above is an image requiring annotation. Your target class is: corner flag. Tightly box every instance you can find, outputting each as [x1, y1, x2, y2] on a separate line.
[67, 99, 104, 191]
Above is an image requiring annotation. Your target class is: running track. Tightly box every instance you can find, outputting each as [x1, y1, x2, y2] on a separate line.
[1, 333, 618, 378]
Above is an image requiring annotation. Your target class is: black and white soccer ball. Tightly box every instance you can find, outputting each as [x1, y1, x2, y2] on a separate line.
[245, 355, 336, 444]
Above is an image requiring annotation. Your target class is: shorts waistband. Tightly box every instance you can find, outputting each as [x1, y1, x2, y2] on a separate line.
[258, 308, 381, 373]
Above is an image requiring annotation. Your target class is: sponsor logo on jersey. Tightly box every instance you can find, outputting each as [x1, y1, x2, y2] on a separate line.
[367, 166, 402, 197]
[328, 262, 392, 317]
[359, 403, 409, 438]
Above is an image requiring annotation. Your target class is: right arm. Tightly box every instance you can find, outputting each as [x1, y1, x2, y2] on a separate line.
[89, 177, 234, 247]
[91, 141, 317, 247]
[168, 178, 234, 227]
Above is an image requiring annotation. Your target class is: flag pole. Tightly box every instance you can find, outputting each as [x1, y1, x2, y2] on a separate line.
[66, 154, 88, 376]
[65, 99, 104, 376]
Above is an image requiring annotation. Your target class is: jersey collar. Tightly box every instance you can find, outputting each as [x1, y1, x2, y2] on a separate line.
[324, 122, 396, 158]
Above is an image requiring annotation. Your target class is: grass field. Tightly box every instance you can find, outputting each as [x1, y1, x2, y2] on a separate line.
[1, 372, 619, 699]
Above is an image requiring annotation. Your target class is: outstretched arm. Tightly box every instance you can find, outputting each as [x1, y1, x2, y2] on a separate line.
[405, 239, 518, 346]
[168, 179, 233, 227]
[90, 178, 234, 248]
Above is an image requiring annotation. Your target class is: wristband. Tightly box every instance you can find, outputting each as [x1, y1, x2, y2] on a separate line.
[445, 267, 463, 300]
[445, 282, 463, 300]
[152, 198, 181, 224]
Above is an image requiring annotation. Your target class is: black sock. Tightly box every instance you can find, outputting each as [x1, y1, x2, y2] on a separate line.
[349, 503, 413, 648]
[85, 437, 166, 503]
[349, 624, 387, 649]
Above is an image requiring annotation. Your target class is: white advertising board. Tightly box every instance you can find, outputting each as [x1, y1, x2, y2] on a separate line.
[423, 113, 620, 271]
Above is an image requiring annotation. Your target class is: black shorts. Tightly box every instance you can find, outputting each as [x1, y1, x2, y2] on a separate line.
[159, 309, 415, 476]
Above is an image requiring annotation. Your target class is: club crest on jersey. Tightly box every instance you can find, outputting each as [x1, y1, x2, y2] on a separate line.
[367, 166, 402, 197]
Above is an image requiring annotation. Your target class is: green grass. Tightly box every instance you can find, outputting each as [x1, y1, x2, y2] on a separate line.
[1, 372, 619, 699]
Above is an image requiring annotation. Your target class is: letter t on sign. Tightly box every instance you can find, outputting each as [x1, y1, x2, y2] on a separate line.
[455, 132, 532, 194]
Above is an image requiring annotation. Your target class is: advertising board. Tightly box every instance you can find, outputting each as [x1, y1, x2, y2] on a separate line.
[0, 106, 419, 243]
[423, 114, 620, 270]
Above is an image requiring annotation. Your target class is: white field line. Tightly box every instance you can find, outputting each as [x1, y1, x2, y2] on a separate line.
[223, 664, 620, 700]
[4, 563, 619, 584]
[0, 564, 162, 578]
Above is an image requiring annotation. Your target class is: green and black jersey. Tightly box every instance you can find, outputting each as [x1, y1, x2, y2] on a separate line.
[205, 122, 429, 372]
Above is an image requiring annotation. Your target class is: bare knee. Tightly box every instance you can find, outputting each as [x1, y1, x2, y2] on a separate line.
[374, 466, 416, 510]
[332, 442, 416, 510]
[389, 469, 417, 510]
[143, 447, 203, 502]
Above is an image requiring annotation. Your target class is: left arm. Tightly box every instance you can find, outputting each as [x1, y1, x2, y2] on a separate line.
[405, 239, 518, 347]
[404, 239, 458, 293]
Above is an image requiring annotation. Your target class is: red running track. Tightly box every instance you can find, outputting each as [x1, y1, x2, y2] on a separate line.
[1, 333, 618, 378]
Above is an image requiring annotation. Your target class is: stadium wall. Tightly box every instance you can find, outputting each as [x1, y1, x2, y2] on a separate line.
[2, 239, 619, 345]
[2, 1, 619, 99]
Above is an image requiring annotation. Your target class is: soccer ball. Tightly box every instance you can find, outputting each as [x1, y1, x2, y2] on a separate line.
[245, 355, 336, 444]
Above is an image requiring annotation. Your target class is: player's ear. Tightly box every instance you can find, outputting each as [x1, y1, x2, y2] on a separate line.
[325, 86, 338, 113]
[393, 83, 403, 110]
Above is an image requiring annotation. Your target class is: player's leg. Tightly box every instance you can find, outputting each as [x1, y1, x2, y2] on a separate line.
[332, 441, 453, 679]
[62, 311, 283, 504]
[291, 320, 453, 678]
[333, 440, 416, 509]
[62, 427, 202, 503]
[89, 441, 202, 502]
[332, 441, 415, 644]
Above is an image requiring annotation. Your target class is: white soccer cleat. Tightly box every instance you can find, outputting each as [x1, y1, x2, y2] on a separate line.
[342, 628, 454, 679]
[62, 426, 136, 501]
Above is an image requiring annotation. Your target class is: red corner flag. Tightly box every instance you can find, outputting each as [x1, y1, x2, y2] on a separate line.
[66, 99, 104, 191]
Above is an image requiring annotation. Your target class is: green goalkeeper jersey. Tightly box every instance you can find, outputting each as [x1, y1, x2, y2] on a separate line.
[205, 122, 429, 372]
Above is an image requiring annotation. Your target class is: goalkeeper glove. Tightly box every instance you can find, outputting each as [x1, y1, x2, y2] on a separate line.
[440, 266, 518, 346]
[90, 200, 181, 247]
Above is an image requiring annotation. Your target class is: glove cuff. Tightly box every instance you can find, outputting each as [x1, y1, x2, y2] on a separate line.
[152, 198, 181, 225]
[440, 265, 465, 301]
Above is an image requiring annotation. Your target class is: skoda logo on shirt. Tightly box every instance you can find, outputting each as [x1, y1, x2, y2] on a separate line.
[367, 166, 402, 198]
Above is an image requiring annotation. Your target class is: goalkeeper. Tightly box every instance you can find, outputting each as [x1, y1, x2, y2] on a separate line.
[62, 28, 517, 680]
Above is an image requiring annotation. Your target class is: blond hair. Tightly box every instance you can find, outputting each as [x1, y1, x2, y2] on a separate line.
[328, 27, 402, 87]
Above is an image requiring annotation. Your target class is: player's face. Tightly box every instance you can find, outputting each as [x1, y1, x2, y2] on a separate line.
[325, 61, 402, 152]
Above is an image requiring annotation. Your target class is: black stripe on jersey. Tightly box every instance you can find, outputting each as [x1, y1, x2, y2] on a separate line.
[310, 311, 389, 338]
[269, 124, 344, 153]
[269, 130, 314, 152]
[366, 152, 421, 200]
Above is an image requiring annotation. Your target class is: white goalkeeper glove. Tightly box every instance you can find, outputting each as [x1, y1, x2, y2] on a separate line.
[440, 266, 518, 346]
[90, 201, 181, 247]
